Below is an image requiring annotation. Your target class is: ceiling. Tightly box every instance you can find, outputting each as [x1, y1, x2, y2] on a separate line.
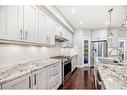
[56, 6, 127, 30]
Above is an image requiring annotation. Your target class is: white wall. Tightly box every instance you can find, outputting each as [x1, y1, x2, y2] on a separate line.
[92, 29, 107, 41]
[73, 29, 91, 67]
[0, 44, 61, 68]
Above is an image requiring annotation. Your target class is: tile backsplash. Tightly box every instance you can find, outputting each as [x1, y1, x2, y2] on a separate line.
[0, 44, 61, 68]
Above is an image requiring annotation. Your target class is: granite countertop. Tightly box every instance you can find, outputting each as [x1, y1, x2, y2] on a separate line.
[97, 57, 127, 89]
[0, 58, 61, 84]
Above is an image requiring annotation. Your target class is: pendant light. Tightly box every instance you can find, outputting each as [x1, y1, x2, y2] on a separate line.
[107, 8, 114, 38]
[121, 16, 127, 28]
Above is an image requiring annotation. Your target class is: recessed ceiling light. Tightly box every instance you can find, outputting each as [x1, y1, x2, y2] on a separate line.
[80, 21, 84, 24]
[71, 9, 76, 13]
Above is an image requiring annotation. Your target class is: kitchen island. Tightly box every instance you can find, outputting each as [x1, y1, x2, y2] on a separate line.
[95, 57, 127, 89]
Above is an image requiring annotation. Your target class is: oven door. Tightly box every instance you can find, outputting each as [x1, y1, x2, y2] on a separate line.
[63, 60, 72, 84]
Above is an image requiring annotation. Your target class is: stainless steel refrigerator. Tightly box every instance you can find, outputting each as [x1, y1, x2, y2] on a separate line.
[90, 40, 108, 66]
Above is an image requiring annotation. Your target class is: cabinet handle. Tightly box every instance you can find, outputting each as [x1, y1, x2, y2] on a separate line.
[46, 36, 48, 43]
[25, 30, 28, 40]
[20, 29, 23, 40]
[29, 76, 31, 89]
[34, 74, 36, 86]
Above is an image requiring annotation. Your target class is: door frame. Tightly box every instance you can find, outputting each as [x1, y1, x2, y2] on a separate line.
[82, 38, 91, 67]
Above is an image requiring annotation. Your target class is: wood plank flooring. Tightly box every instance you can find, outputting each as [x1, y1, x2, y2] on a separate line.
[61, 67, 98, 89]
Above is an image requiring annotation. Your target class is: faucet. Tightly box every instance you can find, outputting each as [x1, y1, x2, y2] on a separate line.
[109, 48, 123, 62]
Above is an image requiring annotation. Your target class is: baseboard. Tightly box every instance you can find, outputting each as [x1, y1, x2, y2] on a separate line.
[72, 67, 77, 74]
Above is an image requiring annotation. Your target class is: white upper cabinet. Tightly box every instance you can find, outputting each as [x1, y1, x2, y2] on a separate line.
[24, 6, 38, 43]
[0, 6, 6, 39]
[0, 6, 72, 46]
[3, 6, 22, 41]
[38, 10, 46, 44]
[45, 17, 55, 45]
[55, 24, 63, 37]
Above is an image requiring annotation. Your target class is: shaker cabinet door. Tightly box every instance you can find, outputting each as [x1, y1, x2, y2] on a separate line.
[1, 74, 30, 89]
[0, 6, 6, 39]
[24, 6, 38, 42]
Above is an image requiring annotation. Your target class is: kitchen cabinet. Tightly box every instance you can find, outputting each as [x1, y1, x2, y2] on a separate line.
[55, 24, 64, 37]
[38, 10, 46, 44]
[62, 31, 73, 47]
[0, 6, 38, 43]
[0, 6, 6, 39]
[34, 68, 48, 89]
[38, 10, 55, 45]
[1, 62, 62, 89]
[45, 18, 55, 45]
[0, 6, 23, 41]
[0, 6, 72, 46]
[71, 55, 78, 71]
[68, 32, 73, 47]
[24, 6, 38, 43]
[6, 6, 20, 41]
[1, 73, 31, 89]
[47, 62, 62, 89]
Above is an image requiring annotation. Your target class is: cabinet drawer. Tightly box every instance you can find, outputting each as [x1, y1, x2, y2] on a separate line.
[48, 70, 60, 80]
[47, 63, 61, 78]
[48, 74, 61, 89]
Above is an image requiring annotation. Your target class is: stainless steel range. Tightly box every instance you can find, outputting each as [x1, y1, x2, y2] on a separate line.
[51, 56, 72, 85]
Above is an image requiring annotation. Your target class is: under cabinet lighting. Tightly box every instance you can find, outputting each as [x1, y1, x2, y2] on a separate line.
[71, 9, 76, 13]
[80, 21, 84, 24]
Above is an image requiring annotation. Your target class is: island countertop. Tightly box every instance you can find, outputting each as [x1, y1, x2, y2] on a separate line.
[96, 57, 127, 89]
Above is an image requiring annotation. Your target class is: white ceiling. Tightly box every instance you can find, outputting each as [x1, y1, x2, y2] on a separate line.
[56, 6, 127, 30]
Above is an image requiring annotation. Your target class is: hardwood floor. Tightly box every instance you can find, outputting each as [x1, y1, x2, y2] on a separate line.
[61, 67, 98, 89]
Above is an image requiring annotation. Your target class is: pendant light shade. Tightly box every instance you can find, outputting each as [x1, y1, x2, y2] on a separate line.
[121, 16, 127, 28]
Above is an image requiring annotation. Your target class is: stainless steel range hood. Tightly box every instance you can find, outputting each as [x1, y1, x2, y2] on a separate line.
[55, 35, 68, 42]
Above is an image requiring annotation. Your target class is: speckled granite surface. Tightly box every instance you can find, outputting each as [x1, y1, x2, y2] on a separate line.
[96, 57, 127, 89]
[0, 59, 61, 84]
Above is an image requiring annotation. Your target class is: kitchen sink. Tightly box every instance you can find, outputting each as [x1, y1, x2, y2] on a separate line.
[99, 58, 119, 64]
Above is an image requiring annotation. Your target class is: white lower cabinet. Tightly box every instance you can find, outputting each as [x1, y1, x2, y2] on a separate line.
[1, 73, 31, 89]
[1, 62, 62, 90]
[34, 68, 48, 89]
[71, 55, 78, 71]
[47, 62, 62, 89]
